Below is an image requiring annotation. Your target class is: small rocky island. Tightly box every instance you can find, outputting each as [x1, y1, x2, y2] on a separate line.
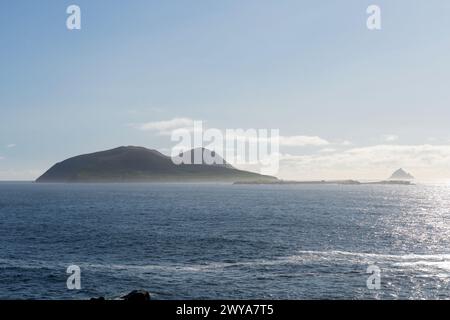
[234, 169, 415, 186]
[389, 168, 414, 180]
[234, 180, 413, 185]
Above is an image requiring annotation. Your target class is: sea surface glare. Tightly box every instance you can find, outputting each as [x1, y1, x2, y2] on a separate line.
[1, 183, 450, 299]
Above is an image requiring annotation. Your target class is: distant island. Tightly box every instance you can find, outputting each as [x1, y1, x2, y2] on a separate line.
[35, 148, 417, 185]
[234, 180, 413, 185]
[389, 168, 414, 180]
[235, 168, 415, 185]
[35, 146, 277, 183]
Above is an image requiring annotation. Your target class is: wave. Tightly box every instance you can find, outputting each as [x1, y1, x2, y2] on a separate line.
[3, 250, 450, 274]
[294, 250, 450, 261]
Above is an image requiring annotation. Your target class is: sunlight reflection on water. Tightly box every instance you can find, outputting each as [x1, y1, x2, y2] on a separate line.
[1, 182, 450, 299]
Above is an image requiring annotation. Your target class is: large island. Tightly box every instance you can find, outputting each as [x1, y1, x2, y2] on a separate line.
[36, 146, 277, 183]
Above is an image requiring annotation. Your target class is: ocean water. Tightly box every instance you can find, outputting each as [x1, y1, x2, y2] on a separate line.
[1, 182, 450, 300]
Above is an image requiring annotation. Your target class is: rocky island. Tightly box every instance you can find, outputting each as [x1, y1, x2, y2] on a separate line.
[389, 168, 414, 180]
[234, 180, 413, 185]
[36, 146, 277, 183]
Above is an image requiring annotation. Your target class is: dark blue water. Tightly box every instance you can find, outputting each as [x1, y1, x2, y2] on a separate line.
[1, 182, 450, 299]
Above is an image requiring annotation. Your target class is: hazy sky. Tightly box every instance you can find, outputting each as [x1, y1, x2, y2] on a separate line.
[1, 0, 450, 181]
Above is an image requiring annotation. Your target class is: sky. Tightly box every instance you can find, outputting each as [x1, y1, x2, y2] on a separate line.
[1, 0, 450, 181]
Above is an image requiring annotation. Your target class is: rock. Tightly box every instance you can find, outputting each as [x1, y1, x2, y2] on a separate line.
[389, 168, 414, 180]
[121, 290, 151, 301]
[90, 296, 105, 301]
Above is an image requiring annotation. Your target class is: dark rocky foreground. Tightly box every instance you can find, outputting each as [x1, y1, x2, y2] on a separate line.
[91, 290, 151, 301]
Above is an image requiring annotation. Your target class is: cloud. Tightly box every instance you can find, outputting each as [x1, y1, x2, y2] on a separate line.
[381, 134, 399, 142]
[341, 140, 352, 146]
[0, 169, 42, 180]
[230, 134, 330, 147]
[279, 135, 330, 147]
[135, 119, 330, 148]
[277, 144, 450, 180]
[319, 148, 337, 153]
[6, 144, 16, 148]
[136, 118, 195, 135]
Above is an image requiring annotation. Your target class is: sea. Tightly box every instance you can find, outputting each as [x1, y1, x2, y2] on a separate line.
[1, 182, 450, 300]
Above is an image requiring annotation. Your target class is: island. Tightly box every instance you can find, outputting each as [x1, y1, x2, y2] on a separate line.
[35, 146, 278, 183]
[233, 180, 413, 185]
[388, 168, 414, 180]
[234, 168, 416, 185]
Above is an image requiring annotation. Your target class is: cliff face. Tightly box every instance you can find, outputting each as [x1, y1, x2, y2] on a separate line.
[36, 146, 277, 183]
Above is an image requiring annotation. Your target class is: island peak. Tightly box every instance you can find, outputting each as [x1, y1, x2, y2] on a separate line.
[389, 168, 414, 180]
